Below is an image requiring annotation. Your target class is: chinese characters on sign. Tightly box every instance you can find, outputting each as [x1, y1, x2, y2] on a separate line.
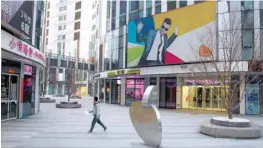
[8, 38, 45, 62]
[24, 65, 32, 76]
[21, 10, 31, 35]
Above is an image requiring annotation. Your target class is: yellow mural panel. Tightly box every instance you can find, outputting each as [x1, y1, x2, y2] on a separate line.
[153, 1, 216, 37]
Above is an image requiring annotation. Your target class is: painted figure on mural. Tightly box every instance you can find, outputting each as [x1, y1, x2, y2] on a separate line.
[136, 18, 179, 65]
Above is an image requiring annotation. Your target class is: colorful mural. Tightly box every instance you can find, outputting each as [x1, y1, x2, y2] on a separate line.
[127, 1, 216, 67]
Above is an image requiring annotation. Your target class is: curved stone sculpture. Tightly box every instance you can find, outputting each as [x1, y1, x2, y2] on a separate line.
[129, 85, 162, 148]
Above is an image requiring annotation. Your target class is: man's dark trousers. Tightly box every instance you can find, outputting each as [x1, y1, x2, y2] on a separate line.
[89, 115, 106, 132]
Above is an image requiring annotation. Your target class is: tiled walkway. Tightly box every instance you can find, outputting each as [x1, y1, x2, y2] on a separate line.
[1, 96, 263, 148]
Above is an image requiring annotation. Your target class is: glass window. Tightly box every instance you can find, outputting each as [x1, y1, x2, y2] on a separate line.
[107, 1, 111, 19]
[242, 30, 254, 60]
[146, 0, 152, 16]
[167, 0, 177, 11]
[195, 1, 204, 4]
[155, 1, 161, 14]
[260, 29, 263, 58]
[57, 42, 62, 55]
[241, 1, 253, 10]
[75, 11, 81, 20]
[139, 1, 144, 10]
[74, 22, 80, 30]
[230, 1, 241, 11]
[75, 1, 81, 10]
[260, 1, 263, 9]
[260, 10, 263, 28]
[74, 32, 80, 40]
[112, 0, 116, 18]
[120, 1, 127, 15]
[58, 25, 62, 30]
[155, 5, 161, 14]
[119, 15, 126, 27]
[129, 10, 143, 21]
[179, 1, 187, 8]
[111, 18, 116, 31]
[130, 1, 139, 12]
[242, 10, 254, 29]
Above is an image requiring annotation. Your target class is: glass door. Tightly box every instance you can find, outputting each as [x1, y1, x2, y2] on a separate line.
[1, 74, 19, 120]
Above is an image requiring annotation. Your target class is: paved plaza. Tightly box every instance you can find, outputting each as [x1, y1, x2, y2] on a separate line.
[2, 96, 263, 148]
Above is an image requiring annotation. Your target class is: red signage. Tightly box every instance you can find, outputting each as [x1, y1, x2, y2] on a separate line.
[9, 37, 45, 62]
[24, 65, 32, 75]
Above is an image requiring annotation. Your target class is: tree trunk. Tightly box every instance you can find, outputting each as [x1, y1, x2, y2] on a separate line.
[227, 109, 233, 119]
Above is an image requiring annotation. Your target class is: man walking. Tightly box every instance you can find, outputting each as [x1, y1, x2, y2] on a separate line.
[88, 96, 107, 133]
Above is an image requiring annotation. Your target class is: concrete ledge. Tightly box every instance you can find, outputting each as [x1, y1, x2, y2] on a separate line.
[200, 119, 262, 139]
[71, 95, 82, 99]
[60, 101, 78, 104]
[56, 102, 81, 108]
[211, 117, 251, 127]
[40, 97, 56, 103]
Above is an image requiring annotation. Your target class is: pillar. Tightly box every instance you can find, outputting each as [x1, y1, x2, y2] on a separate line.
[156, 77, 160, 108]
[176, 77, 183, 109]
[121, 77, 126, 105]
[19, 62, 24, 118]
[35, 66, 40, 114]
[240, 75, 246, 115]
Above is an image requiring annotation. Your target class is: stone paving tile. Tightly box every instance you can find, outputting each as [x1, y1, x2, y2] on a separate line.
[1, 96, 263, 148]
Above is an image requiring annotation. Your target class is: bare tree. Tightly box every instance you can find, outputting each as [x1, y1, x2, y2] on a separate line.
[189, 12, 262, 119]
[66, 69, 80, 101]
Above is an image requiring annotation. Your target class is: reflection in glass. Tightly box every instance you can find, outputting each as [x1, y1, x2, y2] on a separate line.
[1, 74, 9, 99]
[1, 102, 8, 120]
[9, 102, 17, 118]
[159, 78, 166, 108]
[166, 79, 176, 108]
[205, 87, 211, 108]
[212, 87, 219, 108]
[197, 87, 203, 108]
[189, 87, 197, 108]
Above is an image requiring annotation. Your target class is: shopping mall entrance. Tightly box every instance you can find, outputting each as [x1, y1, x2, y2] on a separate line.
[1, 74, 19, 120]
[181, 79, 232, 111]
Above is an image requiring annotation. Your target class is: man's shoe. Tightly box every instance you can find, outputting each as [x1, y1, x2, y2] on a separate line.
[87, 131, 92, 134]
[104, 127, 107, 131]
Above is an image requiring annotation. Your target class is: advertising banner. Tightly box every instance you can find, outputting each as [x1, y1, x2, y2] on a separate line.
[127, 2, 216, 67]
[245, 84, 260, 115]
[1, 0, 34, 38]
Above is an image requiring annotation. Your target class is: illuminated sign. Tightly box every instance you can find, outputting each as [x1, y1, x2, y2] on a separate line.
[1, 30, 46, 66]
[24, 65, 32, 75]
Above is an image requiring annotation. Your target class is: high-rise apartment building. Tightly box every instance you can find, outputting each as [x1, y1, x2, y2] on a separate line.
[43, 0, 94, 96]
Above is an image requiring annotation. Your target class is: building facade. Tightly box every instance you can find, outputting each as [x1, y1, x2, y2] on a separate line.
[1, 0, 46, 121]
[43, 0, 94, 96]
[92, 0, 263, 115]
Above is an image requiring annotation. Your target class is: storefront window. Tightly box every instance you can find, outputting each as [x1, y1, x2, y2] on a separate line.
[111, 79, 121, 104]
[159, 78, 177, 109]
[105, 80, 110, 103]
[125, 79, 144, 106]
[184, 78, 229, 110]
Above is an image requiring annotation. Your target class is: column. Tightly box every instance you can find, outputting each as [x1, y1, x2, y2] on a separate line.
[156, 77, 160, 108]
[121, 77, 126, 105]
[19, 62, 24, 118]
[176, 77, 183, 109]
[240, 75, 246, 115]
[35, 66, 40, 114]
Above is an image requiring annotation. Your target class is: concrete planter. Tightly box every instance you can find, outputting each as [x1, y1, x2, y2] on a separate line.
[200, 117, 262, 139]
[56, 101, 81, 109]
[40, 97, 56, 103]
[70, 95, 82, 99]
